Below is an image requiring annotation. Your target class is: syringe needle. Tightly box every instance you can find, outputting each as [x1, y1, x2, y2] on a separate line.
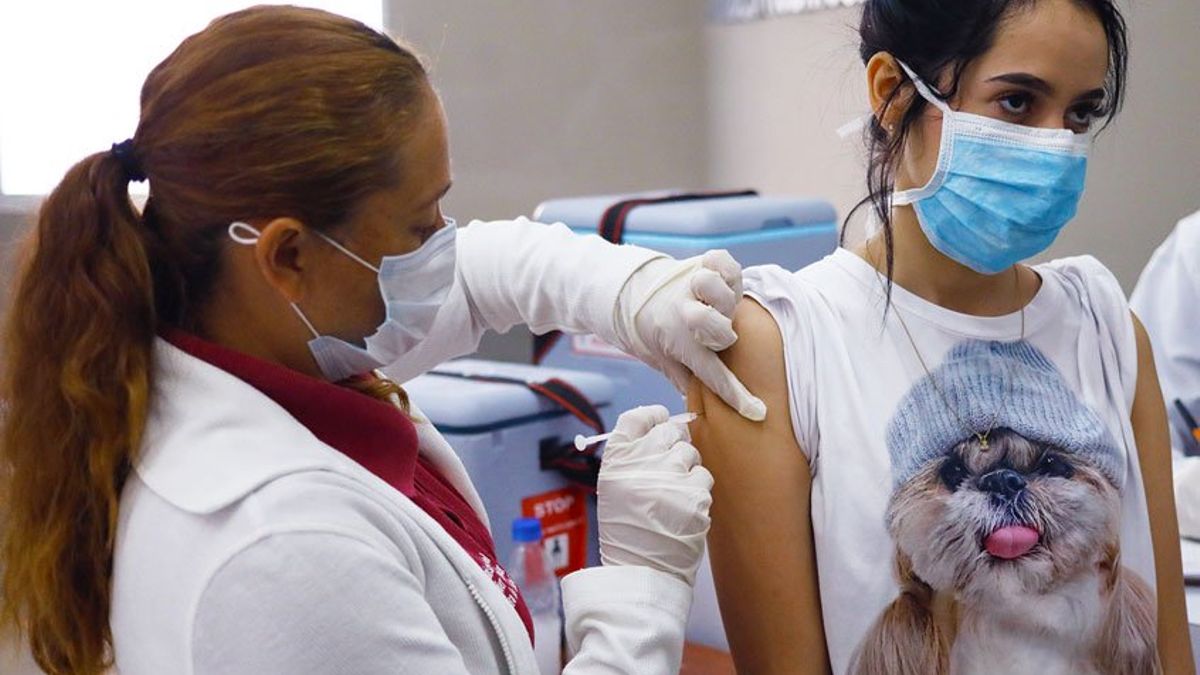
[573, 412, 701, 451]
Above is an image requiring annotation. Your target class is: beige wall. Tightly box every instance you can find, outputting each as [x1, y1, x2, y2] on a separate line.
[2, 1, 1196, 342]
[0, 1, 710, 361]
[706, 7, 868, 235]
[1062, 0, 1200, 289]
[388, 0, 708, 222]
[0, 203, 36, 321]
[705, 2, 1200, 291]
[388, 0, 709, 360]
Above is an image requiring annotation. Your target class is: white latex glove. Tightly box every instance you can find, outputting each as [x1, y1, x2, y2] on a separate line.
[612, 250, 767, 421]
[597, 405, 713, 586]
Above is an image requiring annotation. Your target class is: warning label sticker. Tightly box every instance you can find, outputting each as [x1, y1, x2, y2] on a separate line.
[522, 486, 589, 577]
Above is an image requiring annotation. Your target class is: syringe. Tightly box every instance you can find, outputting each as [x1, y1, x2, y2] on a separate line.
[573, 412, 701, 451]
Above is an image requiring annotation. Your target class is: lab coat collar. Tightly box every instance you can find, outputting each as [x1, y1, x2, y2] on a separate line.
[139, 338, 493, 530]
[138, 340, 533, 671]
[160, 329, 420, 495]
[137, 339, 348, 514]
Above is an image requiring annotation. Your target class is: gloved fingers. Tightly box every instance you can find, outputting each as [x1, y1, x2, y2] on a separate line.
[662, 359, 692, 395]
[605, 408, 691, 464]
[668, 440, 702, 472]
[685, 464, 716, 497]
[619, 441, 701, 475]
[680, 299, 737, 352]
[679, 348, 767, 421]
[609, 405, 670, 444]
[701, 249, 743, 300]
[690, 267, 739, 318]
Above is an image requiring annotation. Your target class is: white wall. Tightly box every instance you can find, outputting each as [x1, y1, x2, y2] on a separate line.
[704, 1, 1200, 290]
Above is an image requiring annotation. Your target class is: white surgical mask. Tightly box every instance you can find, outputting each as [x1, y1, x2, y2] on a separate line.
[228, 216, 458, 381]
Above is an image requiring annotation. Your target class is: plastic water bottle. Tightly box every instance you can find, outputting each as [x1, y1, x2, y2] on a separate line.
[510, 517, 562, 674]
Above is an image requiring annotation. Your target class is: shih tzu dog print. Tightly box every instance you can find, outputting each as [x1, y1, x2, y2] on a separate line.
[851, 340, 1158, 675]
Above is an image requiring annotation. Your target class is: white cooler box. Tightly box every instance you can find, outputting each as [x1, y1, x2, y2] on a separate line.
[404, 359, 613, 574]
[531, 191, 839, 651]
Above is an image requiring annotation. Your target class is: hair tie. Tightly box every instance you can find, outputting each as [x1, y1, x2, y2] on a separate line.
[110, 139, 147, 183]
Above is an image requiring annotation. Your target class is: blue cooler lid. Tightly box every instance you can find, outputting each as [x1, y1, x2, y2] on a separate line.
[533, 191, 837, 237]
[404, 359, 614, 434]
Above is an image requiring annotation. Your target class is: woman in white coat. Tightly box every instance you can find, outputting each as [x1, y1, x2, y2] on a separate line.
[0, 7, 761, 674]
[1132, 209, 1200, 536]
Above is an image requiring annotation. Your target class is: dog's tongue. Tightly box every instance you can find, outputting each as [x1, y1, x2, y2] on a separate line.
[985, 525, 1040, 560]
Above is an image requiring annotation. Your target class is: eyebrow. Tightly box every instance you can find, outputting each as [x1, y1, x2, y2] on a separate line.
[987, 72, 1054, 95]
[986, 72, 1106, 103]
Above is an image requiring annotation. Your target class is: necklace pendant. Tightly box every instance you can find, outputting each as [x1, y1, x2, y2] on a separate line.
[979, 436, 990, 451]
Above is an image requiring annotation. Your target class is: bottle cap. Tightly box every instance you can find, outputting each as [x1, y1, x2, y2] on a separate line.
[512, 517, 543, 543]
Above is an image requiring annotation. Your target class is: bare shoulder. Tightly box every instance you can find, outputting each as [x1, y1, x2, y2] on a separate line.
[689, 297, 800, 456]
[718, 299, 789, 418]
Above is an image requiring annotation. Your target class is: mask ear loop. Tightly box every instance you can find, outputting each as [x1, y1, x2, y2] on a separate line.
[289, 303, 322, 340]
[311, 230, 381, 274]
[229, 220, 380, 275]
[895, 60, 952, 114]
[228, 221, 262, 244]
[227, 222, 326, 340]
[836, 113, 873, 140]
[892, 60, 957, 207]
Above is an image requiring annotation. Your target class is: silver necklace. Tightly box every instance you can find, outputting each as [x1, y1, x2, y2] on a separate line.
[892, 267, 1025, 451]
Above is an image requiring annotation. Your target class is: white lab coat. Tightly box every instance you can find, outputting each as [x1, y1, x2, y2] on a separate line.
[110, 218, 696, 674]
[1131, 209, 1200, 536]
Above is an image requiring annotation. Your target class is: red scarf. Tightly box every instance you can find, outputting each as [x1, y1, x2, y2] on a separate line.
[163, 330, 534, 641]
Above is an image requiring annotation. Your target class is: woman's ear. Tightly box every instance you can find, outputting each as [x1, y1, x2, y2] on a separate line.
[866, 52, 911, 133]
[252, 217, 312, 303]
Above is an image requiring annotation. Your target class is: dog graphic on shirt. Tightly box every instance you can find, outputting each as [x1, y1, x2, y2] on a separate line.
[849, 340, 1158, 675]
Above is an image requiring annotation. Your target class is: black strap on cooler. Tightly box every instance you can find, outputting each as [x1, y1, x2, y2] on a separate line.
[427, 369, 606, 489]
[532, 189, 759, 365]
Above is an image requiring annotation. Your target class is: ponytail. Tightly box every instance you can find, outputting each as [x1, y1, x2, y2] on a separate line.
[1, 151, 156, 674]
[0, 7, 430, 672]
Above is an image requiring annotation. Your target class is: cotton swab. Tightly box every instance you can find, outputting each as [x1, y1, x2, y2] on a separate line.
[574, 412, 701, 451]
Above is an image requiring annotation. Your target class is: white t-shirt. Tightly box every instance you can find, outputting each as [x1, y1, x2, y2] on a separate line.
[745, 248, 1158, 675]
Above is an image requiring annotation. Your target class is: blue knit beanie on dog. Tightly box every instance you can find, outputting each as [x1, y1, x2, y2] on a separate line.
[886, 339, 1123, 489]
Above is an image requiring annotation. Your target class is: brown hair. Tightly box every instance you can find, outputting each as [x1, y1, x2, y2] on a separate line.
[0, 7, 428, 673]
[850, 550, 951, 675]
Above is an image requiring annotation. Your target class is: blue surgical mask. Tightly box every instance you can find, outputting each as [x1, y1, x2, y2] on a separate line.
[228, 217, 458, 381]
[892, 61, 1091, 275]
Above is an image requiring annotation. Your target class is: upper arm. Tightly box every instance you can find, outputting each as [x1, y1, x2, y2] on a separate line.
[1130, 312, 1194, 673]
[687, 298, 829, 674]
[192, 531, 471, 674]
